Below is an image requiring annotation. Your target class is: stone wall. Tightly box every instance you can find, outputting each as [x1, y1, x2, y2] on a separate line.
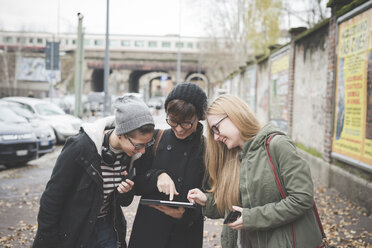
[292, 24, 329, 153]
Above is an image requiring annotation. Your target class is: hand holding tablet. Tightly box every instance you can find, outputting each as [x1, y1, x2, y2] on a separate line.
[140, 199, 196, 209]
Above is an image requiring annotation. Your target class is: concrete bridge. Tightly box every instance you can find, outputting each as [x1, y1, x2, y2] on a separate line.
[0, 31, 210, 99]
[83, 48, 207, 97]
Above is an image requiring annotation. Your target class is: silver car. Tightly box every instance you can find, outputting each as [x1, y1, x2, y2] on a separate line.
[0, 105, 38, 167]
[2, 100, 56, 156]
[3, 97, 83, 143]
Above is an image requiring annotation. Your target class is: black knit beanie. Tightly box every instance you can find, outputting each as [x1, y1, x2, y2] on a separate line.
[164, 83, 207, 120]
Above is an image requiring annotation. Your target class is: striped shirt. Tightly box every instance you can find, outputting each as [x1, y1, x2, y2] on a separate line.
[98, 146, 127, 218]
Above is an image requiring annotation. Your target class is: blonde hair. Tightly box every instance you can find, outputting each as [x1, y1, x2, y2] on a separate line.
[205, 94, 261, 214]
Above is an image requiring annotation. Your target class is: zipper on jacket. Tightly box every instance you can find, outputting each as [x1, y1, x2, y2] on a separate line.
[90, 164, 103, 181]
[243, 153, 261, 248]
[91, 163, 121, 247]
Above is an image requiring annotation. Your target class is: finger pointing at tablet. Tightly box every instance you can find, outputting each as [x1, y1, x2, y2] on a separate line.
[157, 173, 179, 200]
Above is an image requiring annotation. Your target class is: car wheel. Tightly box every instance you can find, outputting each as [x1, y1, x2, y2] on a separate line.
[53, 129, 62, 145]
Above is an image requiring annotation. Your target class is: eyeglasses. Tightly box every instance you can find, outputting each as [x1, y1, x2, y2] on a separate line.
[166, 116, 197, 130]
[125, 135, 155, 150]
[210, 115, 228, 135]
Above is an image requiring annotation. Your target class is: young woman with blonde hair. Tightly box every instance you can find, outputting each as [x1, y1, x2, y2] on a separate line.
[188, 94, 323, 248]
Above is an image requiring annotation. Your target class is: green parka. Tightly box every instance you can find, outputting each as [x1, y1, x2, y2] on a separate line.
[203, 123, 323, 248]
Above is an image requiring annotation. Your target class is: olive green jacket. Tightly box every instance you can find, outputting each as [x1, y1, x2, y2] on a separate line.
[203, 123, 323, 248]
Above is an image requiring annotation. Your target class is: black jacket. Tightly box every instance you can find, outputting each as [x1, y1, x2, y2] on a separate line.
[33, 120, 136, 248]
[129, 124, 205, 248]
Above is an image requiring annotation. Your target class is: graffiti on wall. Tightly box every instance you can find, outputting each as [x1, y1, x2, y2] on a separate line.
[17, 57, 61, 82]
[259, 89, 269, 112]
[244, 66, 256, 111]
[332, 7, 372, 167]
[269, 51, 290, 131]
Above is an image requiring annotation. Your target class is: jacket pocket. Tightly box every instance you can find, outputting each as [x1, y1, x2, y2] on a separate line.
[76, 174, 93, 192]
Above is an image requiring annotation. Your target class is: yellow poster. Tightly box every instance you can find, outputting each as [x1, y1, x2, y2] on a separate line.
[333, 8, 372, 166]
[270, 52, 289, 131]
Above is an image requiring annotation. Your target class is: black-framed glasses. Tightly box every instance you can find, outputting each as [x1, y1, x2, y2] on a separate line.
[166, 116, 197, 130]
[210, 115, 228, 135]
[125, 135, 155, 150]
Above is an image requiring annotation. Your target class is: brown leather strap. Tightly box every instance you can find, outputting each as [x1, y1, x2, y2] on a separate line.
[265, 135, 287, 199]
[152, 129, 164, 156]
[313, 200, 327, 239]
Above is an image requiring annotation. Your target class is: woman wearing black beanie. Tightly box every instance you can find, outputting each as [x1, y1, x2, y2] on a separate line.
[129, 83, 207, 248]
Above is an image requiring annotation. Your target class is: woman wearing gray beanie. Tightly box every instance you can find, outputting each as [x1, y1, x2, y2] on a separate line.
[129, 83, 207, 248]
[33, 95, 154, 248]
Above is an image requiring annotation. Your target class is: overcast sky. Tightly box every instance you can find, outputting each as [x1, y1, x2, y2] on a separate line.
[0, 0, 205, 36]
[0, 0, 330, 37]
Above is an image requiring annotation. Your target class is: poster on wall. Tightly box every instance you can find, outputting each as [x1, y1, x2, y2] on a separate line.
[269, 49, 290, 131]
[244, 66, 256, 112]
[231, 74, 241, 96]
[17, 57, 61, 82]
[332, 7, 372, 169]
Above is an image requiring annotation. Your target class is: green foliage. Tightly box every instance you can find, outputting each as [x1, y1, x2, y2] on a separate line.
[294, 18, 329, 42]
[245, 0, 282, 56]
[333, 160, 372, 182]
[296, 142, 323, 158]
[336, 0, 370, 17]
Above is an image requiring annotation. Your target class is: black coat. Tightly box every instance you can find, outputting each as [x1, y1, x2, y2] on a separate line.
[33, 130, 134, 248]
[129, 124, 205, 248]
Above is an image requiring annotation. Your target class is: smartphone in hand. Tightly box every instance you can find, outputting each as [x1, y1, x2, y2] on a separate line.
[123, 167, 136, 181]
[223, 211, 241, 224]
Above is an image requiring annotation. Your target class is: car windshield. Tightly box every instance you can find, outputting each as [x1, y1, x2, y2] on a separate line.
[0, 107, 28, 123]
[35, 103, 65, 116]
[8, 105, 36, 120]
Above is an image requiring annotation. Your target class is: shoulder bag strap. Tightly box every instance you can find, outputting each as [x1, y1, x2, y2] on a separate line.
[152, 129, 164, 157]
[265, 134, 327, 248]
[313, 199, 327, 239]
[265, 134, 296, 248]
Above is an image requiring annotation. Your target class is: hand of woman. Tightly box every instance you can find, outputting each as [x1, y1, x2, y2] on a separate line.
[117, 179, 134, 193]
[150, 205, 185, 219]
[157, 173, 179, 200]
[187, 188, 207, 206]
[226, 206, 243, 230]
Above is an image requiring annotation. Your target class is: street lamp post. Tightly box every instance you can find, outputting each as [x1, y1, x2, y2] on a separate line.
[176, 0, 182, 85]
[74, 13, 84, 118]
[103, 0, 111, 116]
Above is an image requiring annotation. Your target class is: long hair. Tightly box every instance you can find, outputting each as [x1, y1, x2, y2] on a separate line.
[205, 94, 261, 214]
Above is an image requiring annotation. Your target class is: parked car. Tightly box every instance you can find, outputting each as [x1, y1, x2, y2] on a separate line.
[43, 97, 73, 114]
[147, 96, 165, 110]
[0, 104, 38, 167]
[45, 95, 90, 115]
[3, 97, 83, 143]
[87, 92, 105, 115]
[1, 100, 56, 156]
[121, 93, 143, 101]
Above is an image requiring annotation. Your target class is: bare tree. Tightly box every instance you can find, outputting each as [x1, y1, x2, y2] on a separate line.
[0, 46, 12, 96]
[187, 0, 283, 84]
[282, 0, 330, 28]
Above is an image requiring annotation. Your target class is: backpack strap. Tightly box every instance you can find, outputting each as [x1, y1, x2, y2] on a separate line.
[152, 129, 164, 157]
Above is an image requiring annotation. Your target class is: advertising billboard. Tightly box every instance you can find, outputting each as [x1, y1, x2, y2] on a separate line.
[332, 6, 372, 171]
[269, 49, 290, 132]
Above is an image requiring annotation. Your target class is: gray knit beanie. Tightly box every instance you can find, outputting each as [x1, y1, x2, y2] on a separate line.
[164, 83, 207, 120]
[114, 95, 154, 135]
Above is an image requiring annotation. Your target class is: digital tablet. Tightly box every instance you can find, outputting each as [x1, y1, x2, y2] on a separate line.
[140, 199, 196, 209]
